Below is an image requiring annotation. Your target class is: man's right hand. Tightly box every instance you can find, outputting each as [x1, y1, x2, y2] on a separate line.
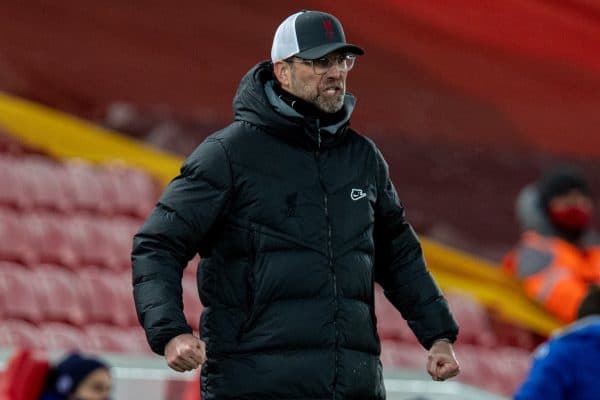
[164, 333, 206, 372]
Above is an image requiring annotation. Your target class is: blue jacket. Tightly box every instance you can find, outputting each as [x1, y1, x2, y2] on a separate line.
[515, 316, 600, 400]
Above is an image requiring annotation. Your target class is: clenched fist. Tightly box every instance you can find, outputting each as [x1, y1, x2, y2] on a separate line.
[426, 339, 460, 381]
[164, 333, 206, 372]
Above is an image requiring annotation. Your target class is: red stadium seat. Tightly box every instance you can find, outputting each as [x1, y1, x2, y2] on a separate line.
[380, 340, 426, 370]
[68, 215, 141, 271]
[84, 324, 131, 353]
[0, 260, 25, 271]
[100, 166, 158, 218]
[0, 156, 32, 210]
[0, 268, 42, 323]
[112, 271, 139, 327]
[103, 217, 142, 271]
[24, 213, 78, 270]
[22, 157, 72, 213]
[452, 344, 531, 397]
[78, 269, 137, 327]
[77, 268, 119, 324]
[63, 161, 111, 215]
[125, 327, 153, 354]
[374, 287, 418, 344]
[0, 208, 36, 266]
[68, 214, 120, 270]
[0, 320, 42, 349]
[39, 323, 89, 352]
[84, 325, 152, 354]
[34, 265, 87, 326]
[445, 291, 497, 347]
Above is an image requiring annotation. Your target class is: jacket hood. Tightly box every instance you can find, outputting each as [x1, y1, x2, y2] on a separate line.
[232, 61, 355, 148]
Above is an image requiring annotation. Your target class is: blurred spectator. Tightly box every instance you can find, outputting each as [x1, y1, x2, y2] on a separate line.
[39, 353, 111, 400]
[503, 166, 600, 322]
[514, 285, 600, 399]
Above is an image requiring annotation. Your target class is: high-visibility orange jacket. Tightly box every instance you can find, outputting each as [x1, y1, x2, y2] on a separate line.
[504, 231, 600, 323]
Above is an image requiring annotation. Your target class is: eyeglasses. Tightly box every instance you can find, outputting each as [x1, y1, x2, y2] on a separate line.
[286, 54, 357, 75]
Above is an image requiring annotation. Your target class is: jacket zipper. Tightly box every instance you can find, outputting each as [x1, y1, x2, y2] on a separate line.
[238, 227, 257, 341]
[315, 125, 338, 398]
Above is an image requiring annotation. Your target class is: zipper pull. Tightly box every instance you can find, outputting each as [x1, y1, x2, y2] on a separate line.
[317, 130, 321, 150]
[316, 119, 321, 150]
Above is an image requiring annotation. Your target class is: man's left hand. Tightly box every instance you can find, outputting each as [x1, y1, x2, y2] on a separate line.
[426, 339, 460, 381]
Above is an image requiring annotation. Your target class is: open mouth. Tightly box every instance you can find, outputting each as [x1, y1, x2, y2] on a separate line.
[323, 85, 343, 96]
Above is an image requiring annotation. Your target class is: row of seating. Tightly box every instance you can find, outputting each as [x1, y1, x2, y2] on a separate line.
[0, 154, 158, 217]
[377, 286, 540, 350]
[380, 340, 531, 397]
[0, 263, 201, 329]
[0, 208, 141, 270]
[0, 319, 151, 354]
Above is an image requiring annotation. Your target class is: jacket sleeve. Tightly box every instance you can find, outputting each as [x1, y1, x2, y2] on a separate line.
[372, 146, 458, 349]
[131, 138, 232, 355]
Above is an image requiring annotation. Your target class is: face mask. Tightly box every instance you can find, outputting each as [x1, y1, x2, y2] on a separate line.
[548, 206, 592, 232]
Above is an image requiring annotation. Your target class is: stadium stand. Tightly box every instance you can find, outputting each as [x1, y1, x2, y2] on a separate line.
[0, 131, 157, 357]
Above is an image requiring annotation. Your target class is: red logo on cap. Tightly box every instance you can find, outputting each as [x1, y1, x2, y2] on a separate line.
[323, 19, 334, 40]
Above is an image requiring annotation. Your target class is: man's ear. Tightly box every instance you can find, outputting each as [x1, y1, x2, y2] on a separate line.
[273, 61, 290, 87]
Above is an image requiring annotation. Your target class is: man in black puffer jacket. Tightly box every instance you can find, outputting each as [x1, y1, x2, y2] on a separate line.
[132, 10, 459, 400]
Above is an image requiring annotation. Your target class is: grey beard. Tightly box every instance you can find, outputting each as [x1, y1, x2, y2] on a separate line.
[314, 94, 345, 113]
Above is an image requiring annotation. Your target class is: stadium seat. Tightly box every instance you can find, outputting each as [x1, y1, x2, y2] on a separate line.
[101, 166, 158, 218]
[103, 217, 142, 271]
[452, 344, 531, 397]
[34, 265, 87, 326]
[0, 156, 32, 210]
[0, 268, 42, 323]
[39, 323, 89, 352]
[63, 161, 111, 215]
[22, 157, 72, 213]
[379, 340, 426, 370]
[67, 214, 140, 271]
[84, 324, 132, 353]
[78, 269, 137, 327]
[445, 291, 497, 347]
[0, 320, 42, 349]
[68, 214, 121, 270]
[125, 327, 153, 354]
[374, 287, 418, 344]
[112, 271, 139, 327]
[84, 325, 152, 354]
[0, 208, 36, 266]
[77, 268, 119, 324]
[24, 213, 78, 270]
[0, 261, 25, 271]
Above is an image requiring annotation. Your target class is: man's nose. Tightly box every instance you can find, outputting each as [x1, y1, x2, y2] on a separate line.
[324, 63, 343, 78]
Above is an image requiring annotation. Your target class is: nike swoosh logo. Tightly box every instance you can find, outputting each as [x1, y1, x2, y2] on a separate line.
[350, 189, 367, 201]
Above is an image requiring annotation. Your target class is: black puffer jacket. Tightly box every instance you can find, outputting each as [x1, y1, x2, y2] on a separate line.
[132, 61, 458, 400]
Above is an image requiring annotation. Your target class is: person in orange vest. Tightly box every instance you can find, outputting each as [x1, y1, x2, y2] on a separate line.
[503, 167, 600, 323]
